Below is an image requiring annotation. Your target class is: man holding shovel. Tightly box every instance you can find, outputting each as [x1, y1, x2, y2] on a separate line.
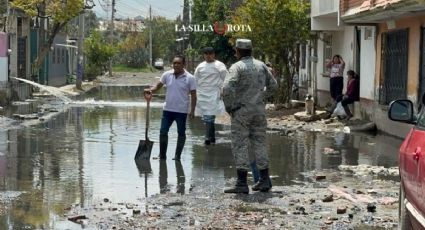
[144, 55, 197, 161]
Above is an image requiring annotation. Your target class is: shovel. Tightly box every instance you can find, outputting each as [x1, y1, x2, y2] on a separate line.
[135, 92, 154, 160]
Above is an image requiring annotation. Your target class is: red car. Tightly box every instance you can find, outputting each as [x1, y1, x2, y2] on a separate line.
[388, 96, 425, 230]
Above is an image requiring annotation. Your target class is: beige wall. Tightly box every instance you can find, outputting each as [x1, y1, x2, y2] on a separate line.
[375, 15, 425, 104]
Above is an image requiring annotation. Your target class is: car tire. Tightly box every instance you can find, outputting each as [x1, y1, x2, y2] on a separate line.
[399, 183, 411, 230]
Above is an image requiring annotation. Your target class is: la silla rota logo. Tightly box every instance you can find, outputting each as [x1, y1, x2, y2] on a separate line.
[175, 21, 252, 35]
[213, 21, 228, 35]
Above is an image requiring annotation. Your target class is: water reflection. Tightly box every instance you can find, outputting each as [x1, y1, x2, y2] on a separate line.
[135, 159, 152, 198]
[175, 161, 186, 194]
[0, 86, 403, 229]
[159, 160, 169, 194]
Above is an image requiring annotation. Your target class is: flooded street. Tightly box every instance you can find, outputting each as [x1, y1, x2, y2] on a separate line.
[0, 84, 402, 229]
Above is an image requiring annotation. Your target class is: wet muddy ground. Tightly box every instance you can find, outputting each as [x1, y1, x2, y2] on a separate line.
[0, 72, 402, 229]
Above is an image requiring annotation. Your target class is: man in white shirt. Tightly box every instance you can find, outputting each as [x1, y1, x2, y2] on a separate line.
[194, 47, 227, 145]
[144, 55, 197, 161]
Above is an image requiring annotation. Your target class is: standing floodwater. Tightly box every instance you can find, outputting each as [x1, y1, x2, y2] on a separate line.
[0, 85, 401, 229]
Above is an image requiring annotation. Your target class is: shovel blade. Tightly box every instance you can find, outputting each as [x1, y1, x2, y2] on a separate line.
[135, 139, 154, 160]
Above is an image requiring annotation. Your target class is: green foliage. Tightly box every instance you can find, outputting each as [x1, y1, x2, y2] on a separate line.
[0, 0, 6, 14]
[150, 16, 178, 64]
[11, 0, 84, 23]
[116, 33, 149, 68]
[113, 64, 153, 73]
[114, 16, 176, 68]
[190, 0, 236, 66]
[84, 31, 117, 79]
[233, 0, 310, 103]
[11, 0, 86, 75]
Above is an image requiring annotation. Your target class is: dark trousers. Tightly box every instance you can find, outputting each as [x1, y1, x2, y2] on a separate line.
[160, 111, 187, 137]
[330, 76, 343, 101]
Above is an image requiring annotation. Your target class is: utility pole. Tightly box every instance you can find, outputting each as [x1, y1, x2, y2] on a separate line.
[76, 10, 85, 90]
[108, 0, 115, 77]
[149, 5, 152, 70]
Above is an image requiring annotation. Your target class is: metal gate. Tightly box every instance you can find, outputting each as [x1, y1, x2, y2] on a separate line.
[380, 29, 408, 104]
[419, 28, 425, 103]
[17, 37, 27, 79]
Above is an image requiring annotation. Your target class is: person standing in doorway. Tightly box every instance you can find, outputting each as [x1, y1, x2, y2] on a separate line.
[326, 54, 345, 101]
[144, 55, 197, 161]
[222, 39, 277, 194]
[194, 47, 227, 145]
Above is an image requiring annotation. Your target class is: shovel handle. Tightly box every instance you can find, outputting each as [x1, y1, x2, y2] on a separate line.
[145, 97, 150, 140]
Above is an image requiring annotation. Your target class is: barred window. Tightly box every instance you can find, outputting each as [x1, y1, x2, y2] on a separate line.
[323, 34, 332, 73]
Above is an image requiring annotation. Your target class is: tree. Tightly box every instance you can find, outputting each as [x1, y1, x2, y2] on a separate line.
[190, 0, 237, 66]
[233, 0, 310, 104]
[10, 0, 93, 74]
[84, 31, 116, 80]
[149, 16, 178, 64]
[117, 32, 149, 68]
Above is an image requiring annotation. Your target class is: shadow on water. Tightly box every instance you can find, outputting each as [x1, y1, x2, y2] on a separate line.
[0, 85, 403, 229]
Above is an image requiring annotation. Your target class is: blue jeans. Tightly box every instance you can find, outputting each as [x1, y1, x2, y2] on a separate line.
[202, 115, 215, 124]
[160, 111, 187, 137]
[250, 160, 272, 184]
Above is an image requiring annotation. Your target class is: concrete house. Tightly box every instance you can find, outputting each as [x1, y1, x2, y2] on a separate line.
[341, 0, 425, 137]
[303, 0, 425, 138]
[300, 0, 359, 111]
[3, 7, 32, 105]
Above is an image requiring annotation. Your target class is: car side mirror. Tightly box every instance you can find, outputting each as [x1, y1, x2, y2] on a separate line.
[388, 100, 416, 124]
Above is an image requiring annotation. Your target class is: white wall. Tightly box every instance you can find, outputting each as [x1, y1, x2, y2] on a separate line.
[316, 27, 355, 93]
[0, 58, 7, 81]
[359, 26, 376, 100]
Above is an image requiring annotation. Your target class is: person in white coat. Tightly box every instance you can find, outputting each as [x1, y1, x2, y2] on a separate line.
[194, 47, 227, 145]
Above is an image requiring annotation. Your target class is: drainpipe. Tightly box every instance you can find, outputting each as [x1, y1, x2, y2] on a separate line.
[312, 37, 318, 103]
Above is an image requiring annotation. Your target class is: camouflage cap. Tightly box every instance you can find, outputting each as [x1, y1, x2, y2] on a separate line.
[235, 39, 252, 50]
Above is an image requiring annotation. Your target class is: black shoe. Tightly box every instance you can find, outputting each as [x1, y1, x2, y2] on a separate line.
[252, 168, 272, 192]
[204, 139, 211, 145]
[224, 170, 249, 194]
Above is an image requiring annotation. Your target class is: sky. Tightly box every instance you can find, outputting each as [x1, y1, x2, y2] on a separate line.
[93, 0, 183, 20]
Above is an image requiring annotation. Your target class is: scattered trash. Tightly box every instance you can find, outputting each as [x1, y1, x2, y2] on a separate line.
[366, 203, 376, 213]
[322, 194, 334, 202]
[337, 206, 347, 214]
[323, 147, 340, 155]
[67, 215, 87, 223]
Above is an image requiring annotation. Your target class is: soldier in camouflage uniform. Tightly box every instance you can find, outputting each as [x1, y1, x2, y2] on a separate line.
[223, 39, 277, 194]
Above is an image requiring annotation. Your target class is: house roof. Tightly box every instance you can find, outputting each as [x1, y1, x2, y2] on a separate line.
[342, 0, 425, 23]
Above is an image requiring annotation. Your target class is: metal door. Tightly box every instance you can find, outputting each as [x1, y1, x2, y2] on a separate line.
[380, 29, 408, 104]
[17, 37, 27, 79]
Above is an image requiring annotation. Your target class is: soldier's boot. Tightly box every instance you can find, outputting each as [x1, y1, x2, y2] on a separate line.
[252, 168, 272, 192]
[209, 123, 216, 144]
[224, 170, 249, 194]
[159, 134, 168, 160]
[172, 136, 186, 161]
[204, 123, 211, 145]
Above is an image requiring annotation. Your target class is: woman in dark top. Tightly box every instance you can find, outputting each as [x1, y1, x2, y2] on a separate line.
[337, 70, 360, 120]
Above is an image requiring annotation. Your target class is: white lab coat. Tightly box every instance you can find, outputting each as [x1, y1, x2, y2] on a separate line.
[194, 60, 227, 116]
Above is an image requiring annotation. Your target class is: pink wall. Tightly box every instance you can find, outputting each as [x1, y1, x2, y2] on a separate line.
[0, 32, 7, 57]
